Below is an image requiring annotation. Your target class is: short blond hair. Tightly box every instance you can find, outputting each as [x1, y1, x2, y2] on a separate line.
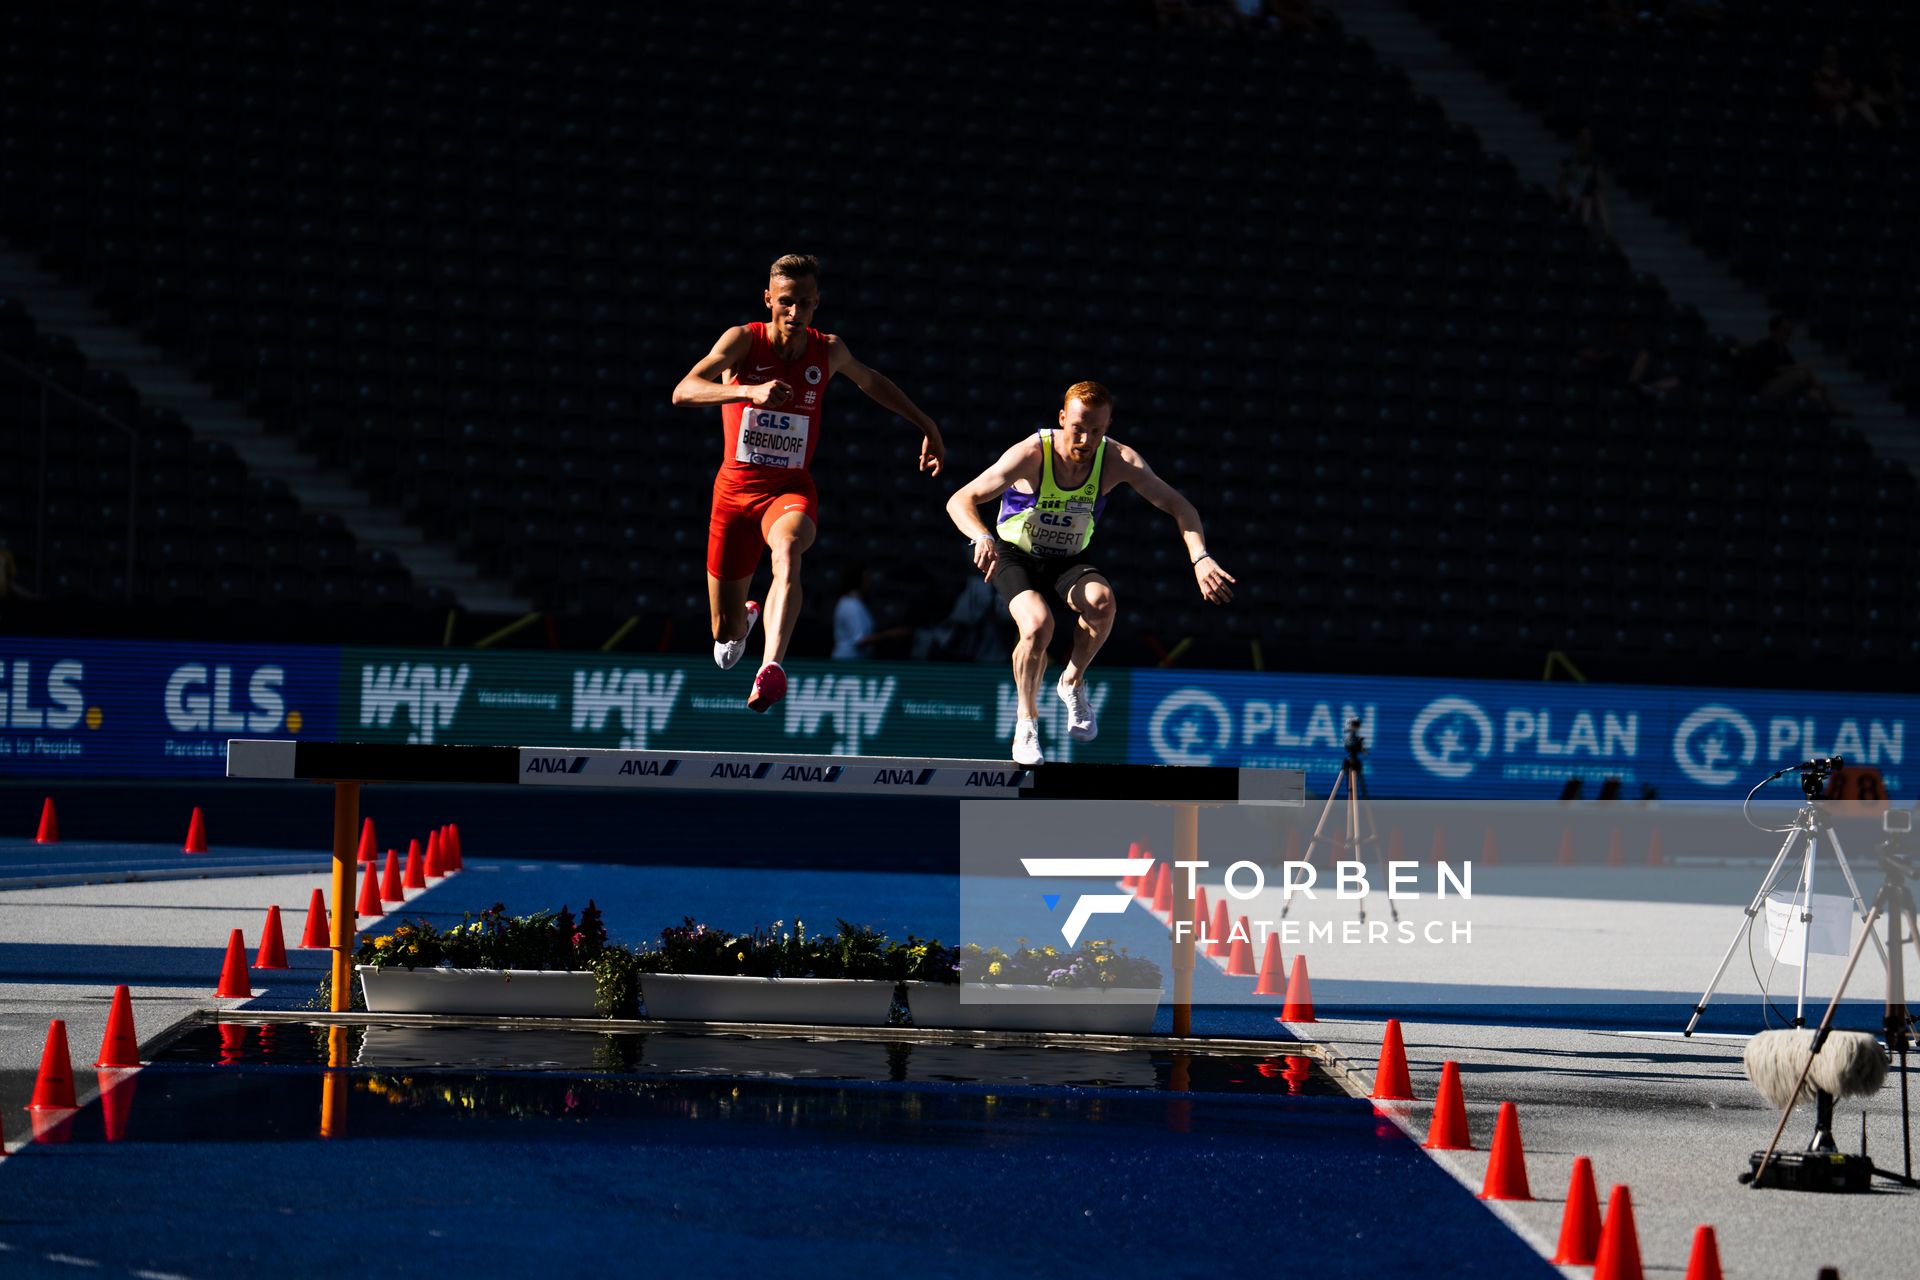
[770, 254, 819, 282]
[1062, 380, 1113, 412]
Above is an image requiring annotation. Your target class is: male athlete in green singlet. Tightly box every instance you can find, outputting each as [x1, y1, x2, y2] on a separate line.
[944, 380, 1236, 765]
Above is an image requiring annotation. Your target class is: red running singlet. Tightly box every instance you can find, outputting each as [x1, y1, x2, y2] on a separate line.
[707, 322, 830, 579]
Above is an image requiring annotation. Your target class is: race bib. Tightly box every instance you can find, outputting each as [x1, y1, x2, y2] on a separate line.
[736, 409, 811, 469]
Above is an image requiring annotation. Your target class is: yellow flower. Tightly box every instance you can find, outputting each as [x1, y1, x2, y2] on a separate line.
[736, 951, 746, 962]
[407, 944, 419, 955]
[988, 961, 1003, 977]
[374, 936, 393, 950]
[1042, 945, 1058, 957]
[394, 925, 414, 937]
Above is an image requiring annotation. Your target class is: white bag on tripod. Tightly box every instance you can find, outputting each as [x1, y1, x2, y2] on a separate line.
[1763, 891, 1854, 964]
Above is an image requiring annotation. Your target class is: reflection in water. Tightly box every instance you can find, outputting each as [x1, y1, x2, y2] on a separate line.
[87, 1018, 1354, 1147]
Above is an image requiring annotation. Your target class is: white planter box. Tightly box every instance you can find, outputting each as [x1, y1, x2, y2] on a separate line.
[906, 981, 1162, 1034]
[640, 973, 896, 1026]
[357, 966, 599, 1017]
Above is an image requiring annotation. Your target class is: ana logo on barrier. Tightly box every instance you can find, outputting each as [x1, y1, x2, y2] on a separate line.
[1147, 688, 1234, 766]
[1673, 705, 1758, 787]
[1020, 856, 1156, 947]
[525, 755, 590, 774]
[1410, 696, 1495, 780]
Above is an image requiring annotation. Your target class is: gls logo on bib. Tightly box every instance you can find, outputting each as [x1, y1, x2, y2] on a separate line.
[738, 411, 810, 468]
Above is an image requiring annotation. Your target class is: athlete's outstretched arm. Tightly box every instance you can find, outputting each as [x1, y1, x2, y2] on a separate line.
[1110, 444, 1236, 604]
[827, 335, 946, 476]
[945, 438, 1041, 579]
[671, 327, 788, 409]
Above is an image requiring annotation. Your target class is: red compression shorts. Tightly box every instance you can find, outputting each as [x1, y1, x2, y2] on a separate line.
[705, 472, 819, 580]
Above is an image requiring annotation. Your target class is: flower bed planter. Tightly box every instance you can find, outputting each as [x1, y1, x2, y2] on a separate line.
[906, 981, 1162, 1034]
[640, 973, 896, 1026]
[357, 966, 599, 1017]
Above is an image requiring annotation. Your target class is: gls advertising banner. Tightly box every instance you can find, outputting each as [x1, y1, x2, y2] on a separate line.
[1128, 672, 1914, 799]
[0, 638, 338, 776]
[342, 650, 1132, 765]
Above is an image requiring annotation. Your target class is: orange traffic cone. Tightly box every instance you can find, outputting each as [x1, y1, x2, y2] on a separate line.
[1552, 1156, 1602, 1265]
[424, 829, 443, 877]
[1149, 863, 1171, 915]
[1226, 917, 1255, 976]
[356, 863, 383, 919]
[356, 816, 376, 860]
[1479, 1101, 1533, 1200]
[1424, 1060, 1472, 1149]
[1556, 827, 1577, 866]
[1372, 1018, 1414, 1100]
[403, 837, 426, 889]
[1193, 884, 1210, 945]
[1122, 841, 1142, 891]
[1480, 827, 1499, 867]
[1606, 828, 1626, 867]
[183, 806, 209, 854]
[34, 796, 58, 844]
[298, 889, 330, 948]
[1646, 827, 1666, 868]
[380, 849, 403, 903]
[255, 906, 290, 970]
[95, 985, 140, 1069]
[1429, 826, 1448, 866]
[448, 822, 463, 869]
[1253, 935, 1286, 995]
[1682, 1225, 1724, 1280]
[1279, 954, 1315, 1021]
[28, 1019, 77, 1110]
[1132, 848, 1155, 899]
[215, 929, 252, 998]
[1592, 1185, 1645, 1280]
[1207, 898, 1230, 958]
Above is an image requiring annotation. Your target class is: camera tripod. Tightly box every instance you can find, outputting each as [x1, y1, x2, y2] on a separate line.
[1280, 720, 1398, 925]
[1748, 841, 1920, 1191]
[1683, 764, 1886, 1036]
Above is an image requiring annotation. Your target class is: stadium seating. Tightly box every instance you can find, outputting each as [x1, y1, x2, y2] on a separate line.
[0, 0, 1914, 681]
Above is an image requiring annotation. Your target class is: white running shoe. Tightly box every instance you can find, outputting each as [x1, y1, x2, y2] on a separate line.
[713, 600, 761, 670]
[1057, 674, 1098, 742]
[1011, 717, 1044, 766]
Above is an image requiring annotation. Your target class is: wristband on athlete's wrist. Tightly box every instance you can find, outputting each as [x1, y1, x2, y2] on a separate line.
[972, 534, 994, 547]
[1192, 552, 1213, 565]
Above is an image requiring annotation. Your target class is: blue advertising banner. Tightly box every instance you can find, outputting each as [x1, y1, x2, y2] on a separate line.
[0, 639, 339, 777]
[1127, 672, 1915, 800]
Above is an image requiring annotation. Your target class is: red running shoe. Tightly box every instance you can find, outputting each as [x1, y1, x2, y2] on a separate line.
[747, 661, 787, 713]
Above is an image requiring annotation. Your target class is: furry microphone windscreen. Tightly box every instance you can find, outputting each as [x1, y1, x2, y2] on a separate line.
[1743, 1029, 1889, 1110]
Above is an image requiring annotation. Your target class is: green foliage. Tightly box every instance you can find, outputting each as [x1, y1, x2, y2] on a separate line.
[636, 917, 954, 981]
[354, 901, 609, 973]
[959, 939, 1162, 989]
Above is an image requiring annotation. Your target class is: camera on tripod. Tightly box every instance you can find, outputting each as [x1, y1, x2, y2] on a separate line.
[1797, 754, 1843, 799]
[1343, 717, 1366, 763]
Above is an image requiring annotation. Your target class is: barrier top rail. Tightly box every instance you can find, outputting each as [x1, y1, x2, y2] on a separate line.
[225, 740, 1306, 805]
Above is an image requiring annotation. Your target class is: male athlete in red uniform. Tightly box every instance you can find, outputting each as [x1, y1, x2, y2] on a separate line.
[671, 254, 945, 711]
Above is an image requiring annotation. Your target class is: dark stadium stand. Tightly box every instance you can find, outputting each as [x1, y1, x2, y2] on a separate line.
[1414, 0, 1920, 409]
[1, 0, 1915, 685]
